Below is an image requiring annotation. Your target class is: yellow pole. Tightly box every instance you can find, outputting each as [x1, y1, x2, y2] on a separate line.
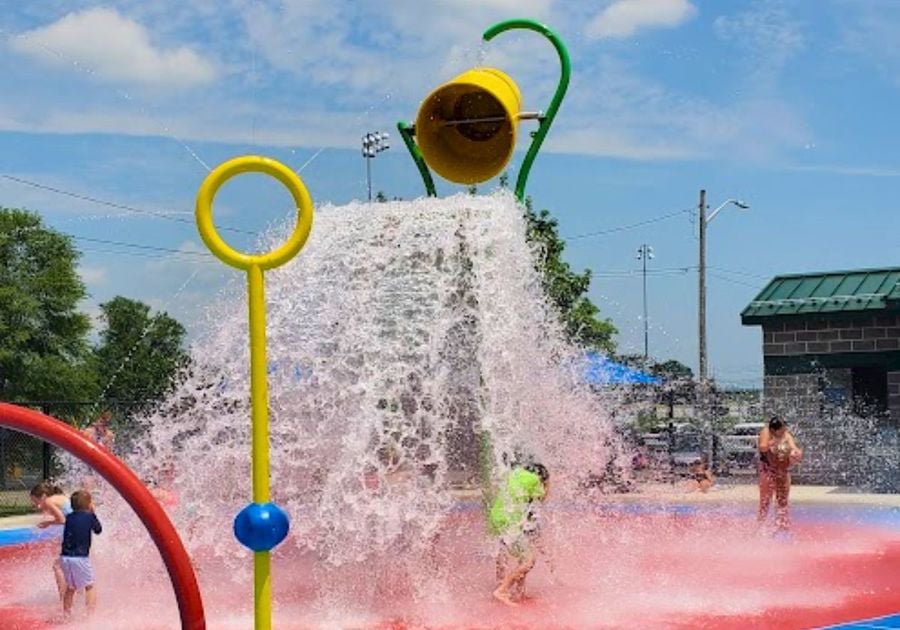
[248, 264, 271, 629]
[195, 155, 314, 630]
[248, 264, 270, 504]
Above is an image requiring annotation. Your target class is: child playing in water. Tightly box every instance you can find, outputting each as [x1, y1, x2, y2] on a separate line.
[686, 457, 714, 493]
[758, 416, 802, 532]
[30, 482, 71, 601]
[59, 490, 102, 619]
[490, 462, 549, 606]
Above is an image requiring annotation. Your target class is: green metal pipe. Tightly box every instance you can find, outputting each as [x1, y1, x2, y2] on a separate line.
[482, 19, 571, 203]
[396, 121, 437, 197]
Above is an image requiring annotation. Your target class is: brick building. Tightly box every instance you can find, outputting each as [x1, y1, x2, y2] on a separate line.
[741, 268, 900, 488]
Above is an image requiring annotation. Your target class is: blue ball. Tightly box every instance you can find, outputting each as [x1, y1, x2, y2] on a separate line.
[233, 502, 290, 552]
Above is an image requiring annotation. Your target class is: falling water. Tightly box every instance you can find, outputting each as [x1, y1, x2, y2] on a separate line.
[6, 194, 899, 629]
[105, 191, 618, 610]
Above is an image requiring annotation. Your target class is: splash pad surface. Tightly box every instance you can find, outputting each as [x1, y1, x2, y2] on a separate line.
[2, 195, 898, 629]
[1, 500, 898, 629]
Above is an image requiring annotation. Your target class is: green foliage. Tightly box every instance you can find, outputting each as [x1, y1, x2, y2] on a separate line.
[0, 208, 98, 418]
[617, 355, 693, 380]
[523, 198, 617, 353]
[651, 359, 693, 380]
[635, 408, 661, 433]
[94, 296, 189, 414]
[0, 209, 191, 436]
[375, 191, 388, 203]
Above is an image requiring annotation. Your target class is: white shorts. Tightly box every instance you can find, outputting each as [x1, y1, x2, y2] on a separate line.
[59, 556, 95, 590]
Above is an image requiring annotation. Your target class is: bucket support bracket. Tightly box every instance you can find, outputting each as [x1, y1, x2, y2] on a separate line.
[397, 18, 570, 203]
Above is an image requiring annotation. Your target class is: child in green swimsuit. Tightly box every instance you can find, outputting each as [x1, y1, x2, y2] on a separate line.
[489, 463, 549, 606]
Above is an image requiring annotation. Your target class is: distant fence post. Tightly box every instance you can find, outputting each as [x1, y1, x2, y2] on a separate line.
[0, 428, 7, 489]
[42, 441, 52, 480]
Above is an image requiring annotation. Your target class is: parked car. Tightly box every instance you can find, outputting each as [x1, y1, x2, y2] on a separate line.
[720, 422, 764, 473]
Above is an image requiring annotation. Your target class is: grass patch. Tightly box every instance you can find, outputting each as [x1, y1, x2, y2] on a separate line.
[0, 504, 34, 518]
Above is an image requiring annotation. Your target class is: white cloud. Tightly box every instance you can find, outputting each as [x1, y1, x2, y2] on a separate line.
[8, 7, 216, 88]
[79, 265, 108, 285]
[548, 126, 696, 160]
[713, 1, 804, 89]
[0, 1, 811, 163]
[835, 0, 900, 87]
[587, 0, 697, 39]
[783, 164, 900, 178]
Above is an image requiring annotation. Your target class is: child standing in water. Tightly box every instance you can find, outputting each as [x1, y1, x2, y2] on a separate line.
[490, 462, 549, 606]
[30, 482, 72, 601]
[59, 490, 102, 619]
[758, 416, 802, 532]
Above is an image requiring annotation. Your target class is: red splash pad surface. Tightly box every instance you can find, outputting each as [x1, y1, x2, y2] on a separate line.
[1, 507, 898, 629]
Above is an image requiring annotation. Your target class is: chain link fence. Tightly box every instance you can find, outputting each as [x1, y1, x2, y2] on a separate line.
[0, 400, 150, 516]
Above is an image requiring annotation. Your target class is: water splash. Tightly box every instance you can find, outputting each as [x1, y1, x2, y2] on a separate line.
[100, 192, 618, 612]
[12, 194, 900, 629]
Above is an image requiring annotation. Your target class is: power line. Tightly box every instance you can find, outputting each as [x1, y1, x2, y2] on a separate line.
[78, 246, 216, 264]
[708, 266, 771, 280]
[0, 174, 255, 236]
[565, 208, 691, 240]
[2, 224, 216, 262]
[592, 265, 696, 278]
[72, 235, 210, 258]
[708, 272, 760, 289]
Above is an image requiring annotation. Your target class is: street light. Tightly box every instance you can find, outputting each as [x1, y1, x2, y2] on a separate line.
[698, 190, 749, 382]
[707, 198, 750, 223]
[636, 244, 654, 362]
[362, 131, 390, 202]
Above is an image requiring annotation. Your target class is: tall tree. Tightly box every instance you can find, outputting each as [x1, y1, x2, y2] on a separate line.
[94, 297, 189, 415]
[0, 208, 98, 417]
[524, 199, 617, 353]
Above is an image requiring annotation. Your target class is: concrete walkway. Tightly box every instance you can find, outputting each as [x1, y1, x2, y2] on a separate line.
[0, 513, 41, 530]
[618, 482, 900, 507]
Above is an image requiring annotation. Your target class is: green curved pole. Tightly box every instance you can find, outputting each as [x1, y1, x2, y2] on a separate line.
[397, 121, 437, 197]
[483, 19, 571, 203]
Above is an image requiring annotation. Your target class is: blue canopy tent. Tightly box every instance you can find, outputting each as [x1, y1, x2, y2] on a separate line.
[581, 352, 661, 386]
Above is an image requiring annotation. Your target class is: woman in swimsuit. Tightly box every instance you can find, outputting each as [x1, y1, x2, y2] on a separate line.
[757, 416, 802, 531]
[30, 482, 72, 602]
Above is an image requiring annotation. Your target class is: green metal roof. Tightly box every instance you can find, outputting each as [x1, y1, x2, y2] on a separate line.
[742, 267, 900, 323]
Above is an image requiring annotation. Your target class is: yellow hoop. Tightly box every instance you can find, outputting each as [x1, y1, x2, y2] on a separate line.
[195, 155, 314, 271]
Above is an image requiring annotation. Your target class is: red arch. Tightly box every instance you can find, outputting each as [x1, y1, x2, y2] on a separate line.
[0, 402, 206, 630]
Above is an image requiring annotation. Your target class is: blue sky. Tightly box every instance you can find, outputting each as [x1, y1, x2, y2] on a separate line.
[1, 0, 899, 387]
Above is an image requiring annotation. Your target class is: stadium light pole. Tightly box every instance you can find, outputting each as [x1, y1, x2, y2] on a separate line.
[362, 131, 390, 202]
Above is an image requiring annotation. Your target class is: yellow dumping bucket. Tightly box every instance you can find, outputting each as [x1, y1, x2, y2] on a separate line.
[415, 67, 522, 185]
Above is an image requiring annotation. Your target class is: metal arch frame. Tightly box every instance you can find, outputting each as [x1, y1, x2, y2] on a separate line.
[0, 402, 206, 630]
[397, 18, 571, 203]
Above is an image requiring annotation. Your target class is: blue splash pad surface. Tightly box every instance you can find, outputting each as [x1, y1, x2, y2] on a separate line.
[824, 614, 900, 629]
[0, 524, 60, 547]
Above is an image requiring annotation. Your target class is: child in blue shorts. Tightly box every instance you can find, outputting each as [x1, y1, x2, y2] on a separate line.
[59, 490, 102, 619]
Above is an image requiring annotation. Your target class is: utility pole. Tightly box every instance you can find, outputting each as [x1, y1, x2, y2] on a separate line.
[697, 189, 710, 472]
[696, 190, 750, 470]
[698, 189, 707, 382]
[637, 244, 654, 362]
